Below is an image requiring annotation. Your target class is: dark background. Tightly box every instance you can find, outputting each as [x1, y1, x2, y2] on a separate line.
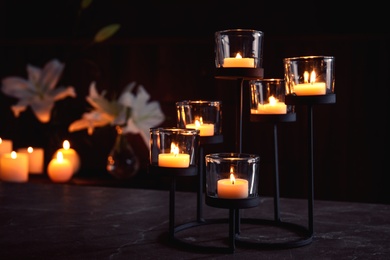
[0, 0, 389, 204]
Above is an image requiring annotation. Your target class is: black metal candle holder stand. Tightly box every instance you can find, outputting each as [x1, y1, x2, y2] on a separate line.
[241, 113, 314, 249]
[215, 67, 264, 153]
[212, 69, 318, 250]
[152, 135, 230, 253]
[197, 135, 224, 221]
[158, 70, 336, 253]
[249, 113, 296, 222]
[284, 93, 336, 236]
[149, 165, 200, 239]
[214, 70, 261, 244]
[205, 196, 261, 253]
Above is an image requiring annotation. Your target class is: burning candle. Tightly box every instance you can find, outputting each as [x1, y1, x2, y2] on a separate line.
[186, 117, 214, 136]
[223, 53, 254, 68]
[47, 151, 73, 183]
[17, 147, 44, 174]
[251, 96, 287, 114]
[0, 138, 12, 155]
[294, 70, 326, 95]
[54, 140, 80, 174]
[217, 172, 248, 199]
[0, 151, 28, 183]
[158, 143, 190, 168]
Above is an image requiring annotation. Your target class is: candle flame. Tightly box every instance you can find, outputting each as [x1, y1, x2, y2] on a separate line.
[11, 151, 17, 159]
[310, 70, 316, 84]
[304, 71, 309, 83]
[194, 117, 204, 127]
[56, 151, 64, 162]
[27, 146, 33, 153]
[235, 53, 242, 59]
[170, 143, 179, 156]
[0, 138, 2, 144]
[269, 96, 278, 105]
[230, 173, 236, 185]
[63, 140, 70, 150]
[304, 70, 317, 84]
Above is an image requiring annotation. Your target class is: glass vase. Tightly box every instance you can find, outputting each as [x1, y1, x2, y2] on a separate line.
[107, 125, 140, 179]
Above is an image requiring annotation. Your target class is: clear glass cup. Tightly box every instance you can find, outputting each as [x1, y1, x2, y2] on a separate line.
[250, 79, 294, 114]
[205, 153, 260, 199]
[176, 100, 222, 136]
[149, 127, 199, 168]
[215, 29, 264, 69]
[284, 56, 335, 96]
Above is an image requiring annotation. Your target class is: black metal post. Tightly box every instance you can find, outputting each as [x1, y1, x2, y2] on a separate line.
[169, 175, 176, 239]
[197, 145, 204, 222]
[229, 209, 236, 253]
[273, 123, 281, 222]
[236, 78, 244, 153]
[307, 105, 314, 235]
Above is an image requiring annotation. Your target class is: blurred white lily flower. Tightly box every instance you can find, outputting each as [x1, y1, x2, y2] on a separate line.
[1, 59, 76, 123]
[68, 81, 165, 147]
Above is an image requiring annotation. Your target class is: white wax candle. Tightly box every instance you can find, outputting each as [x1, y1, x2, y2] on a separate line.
[158, 154, 190, 168]
[0, 138, 12, 155]
[294, 82, 326, 95]
[0, 151, 28, 183]
[186, 123, 214, 136]
[217, 174, 248, 199]
[47, 151, 73, 183]
[251, 96, 287, 115]
[17, 147, 44, 174]
[223, 53, 254, 68]
[54, 140, 80, 174]
[223, 58, 254, 68]
[294, 70, 326, 95]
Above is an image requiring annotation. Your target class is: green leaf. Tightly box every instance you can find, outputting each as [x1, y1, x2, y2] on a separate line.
[81, 0, 93, 9]
[93, 24, 121, 43]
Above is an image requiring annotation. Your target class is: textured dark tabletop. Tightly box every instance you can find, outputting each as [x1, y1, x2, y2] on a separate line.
[0, 182, 389, 259]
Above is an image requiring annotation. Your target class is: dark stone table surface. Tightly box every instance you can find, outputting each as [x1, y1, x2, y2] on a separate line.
[1, 181, 389, 259]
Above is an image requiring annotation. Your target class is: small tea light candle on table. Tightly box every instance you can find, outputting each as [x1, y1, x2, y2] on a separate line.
[223, 53, 254, 68]
[47, 151, 73, 183]
[0, 151, 28, 183]
[0, 138, 12, 155]
[54, 140, 80, 175]
[251, 96, 287, 114]
[217, 173, 248, 199]
[158, 143, 190, 168]
[294, 70, 326, 95]
[186, 117, 214, 136]
[17, 147, 44, 174]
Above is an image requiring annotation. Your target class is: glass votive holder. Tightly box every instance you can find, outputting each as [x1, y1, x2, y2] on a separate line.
[284, 56, 335, 96]
[215, 29, 264, 69]
[250, 79, 294, 114]
[176, 100, 222, 137]
[205, 153, 260, 199]
[149, 127, 199, 168]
